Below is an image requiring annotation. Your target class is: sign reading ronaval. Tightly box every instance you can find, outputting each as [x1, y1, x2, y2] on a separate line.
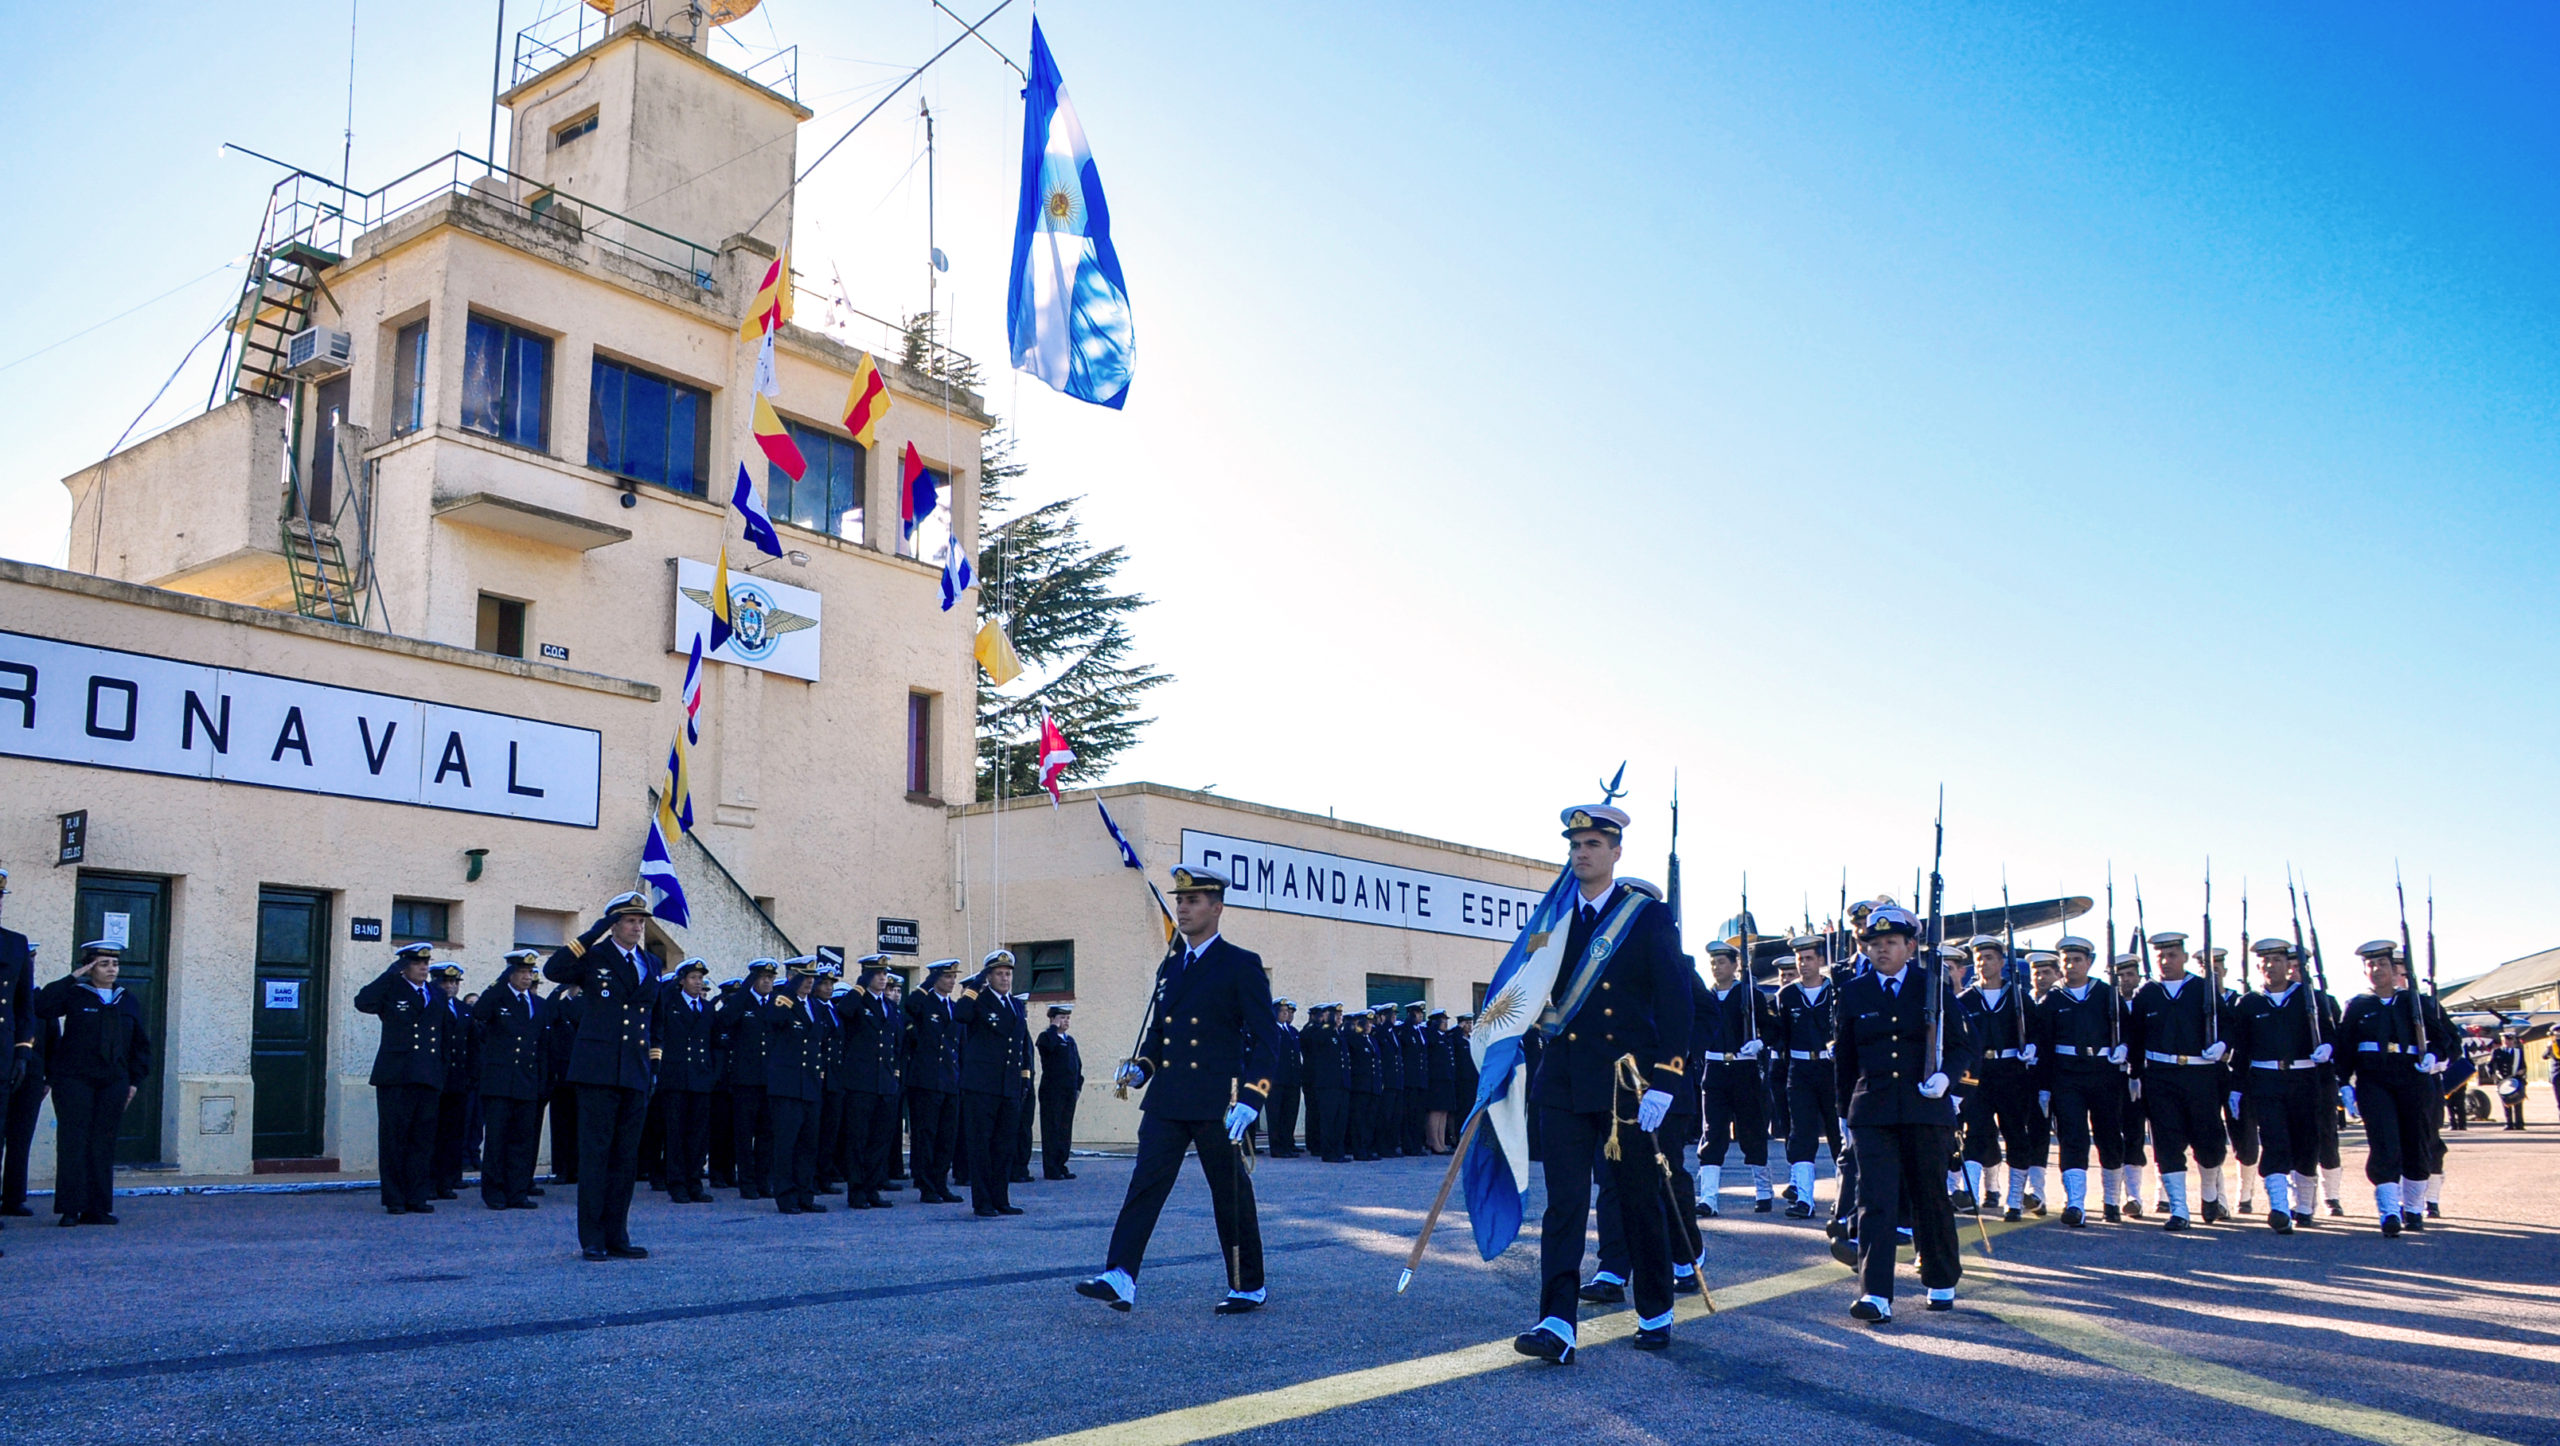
[0, 631, 601, 828]
[672, 557, 822, 682]
[1180, 830, 1544, 941]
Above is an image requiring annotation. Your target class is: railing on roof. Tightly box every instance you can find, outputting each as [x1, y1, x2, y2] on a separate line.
[236, 149, 720, 291]
[510, 1, 798, 101]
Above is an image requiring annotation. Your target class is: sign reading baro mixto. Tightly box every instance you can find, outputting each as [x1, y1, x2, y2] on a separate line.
[0, 631, 602, 828]
[1180, 829, 1545, 942]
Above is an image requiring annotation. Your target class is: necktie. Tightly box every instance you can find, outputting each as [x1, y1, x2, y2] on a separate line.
[1887, 977, 1900, 1000]
[1580, 904, 1597, 929]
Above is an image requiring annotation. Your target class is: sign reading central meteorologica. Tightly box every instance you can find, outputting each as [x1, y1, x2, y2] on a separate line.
[1180, 830, 1544, 941]
[0, 631, 601, 827]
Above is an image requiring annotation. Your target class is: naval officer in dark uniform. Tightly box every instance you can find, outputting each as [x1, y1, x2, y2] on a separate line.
[1079, 866, 1281, 1314]
[960, 950, 1034, 1217]
[651, 958, 721, 1204]
[1835, 902, 1973, 1323]
[1037, 1004, 1084, 1179]
[541, 892, 660, 1260]
[1512, 805, 1690, 1364]
[473, 949, 552, 1210]
[37, 940, 155, 1227]
[354, 941, 446, 1215]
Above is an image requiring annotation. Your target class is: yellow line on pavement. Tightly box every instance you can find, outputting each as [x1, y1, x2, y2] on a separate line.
[1970, 1285, 2521, 1446]
[1020, 1218, 2035, 1446]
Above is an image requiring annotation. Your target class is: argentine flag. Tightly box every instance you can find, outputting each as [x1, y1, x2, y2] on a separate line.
[1007, 20, 1134, 409]
[1460, 866, 1580, 1260]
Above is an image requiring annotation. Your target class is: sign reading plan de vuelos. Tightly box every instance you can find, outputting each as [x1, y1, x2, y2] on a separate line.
[0, 631, 601, 828]
[1180, 830, 1545, 942]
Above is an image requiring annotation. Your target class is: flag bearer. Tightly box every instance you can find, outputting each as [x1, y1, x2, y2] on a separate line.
[36, 941, 153, 1227]
[1508, 805, 1689, 1364]
[1836, 904, 1972, 1324]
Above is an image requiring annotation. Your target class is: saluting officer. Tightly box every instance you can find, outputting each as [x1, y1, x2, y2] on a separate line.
[1078, 866, 1280, 1314]
[1373, 1001, 1406, 1159]
[717, 960, 781, 1201]
[474, 949, 551, 1210]
[355, 941, 446, 1216]
[2230, 938, 2332, 1232]
[1835, 903, 1972, 1324]
[1265, 999, 1303, 1157]
[2341, 940, 2450, 1235]
[1344, 1007, 1382, 1160]
[651, 959, 720, 1204]
[960, 949, 1034, 1218]
[1510, 805, 1690, 1364]
[2125, 932, 2231, 1229]
[428, 963, 474, 1201]
[761, 958, 831, 1214]
[1302, 1003, 1347, 1162]
[843, 956, 905, 1209]
[1696, 940, 1774, 1217]
[541, 892, 661, 1261]
[1400, 1003, 1432, 1156]
[37, 940, 154, 1227]
[1037, 1004, 1084, 1179]
[904, 960, 966, 1203]
[2030, 937, 2128, 1224]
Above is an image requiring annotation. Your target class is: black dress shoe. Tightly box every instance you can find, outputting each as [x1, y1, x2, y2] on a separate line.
[1512, 1329, 1574, 1365]
[2, 1204, 35, 1217]
[2202, 1201, 2230, 1225]
[1924, 1294, 1955, 1312]
[432, 1189, 458, 1201]
[2061, 1206, 2085, 1228]
[77, 1210, 112, 1226]
[384, 1205, 407, 1216]
[2025, 1195, 2046, 1217]
[975, 1207, 1002, 1218]
[2381, 1213, 2402, 1238]
[2103, 1204, 2122, 1222]
[1695, 1201, 1718, 1219]
[2005, 1207, 2024, 1222]
[1849, 1297, 1891, 1323]
[2327, 1200, 2344, 1217]
[529, 1186, 547, 1196]
[1075, 1276, 1133, 1311]
[59, 1215, 79, 1227]
[1213, 1295, 1263, 1315]
[2268, 1211, 2293, 1235]
[607, 1244, 649, 1259]
[1672, 1273, 1700, 1294]
[406, 1203, 434, 1215]
[1785, 1200, 1814, 1219]
[1829, 1237, 1859, 1268]
[1752, 1198, 1773, 1213]
[2402, 1211, 2425, 1233]
[1632, 1325, 1671, 1351]
[800, 1201, 829, 1214]
[997, 1204, 1025, 1215]
[485, 1200, 512, 1211]
[513, 1199, 541, 1210]
[2163, 1214, 2190, 1232]
[2292, 1211, 2313, 1227]
[869, 1194, 894, 1209]
[777, 1203, 803, 1215]
[1578, 1278, 1626, 1304]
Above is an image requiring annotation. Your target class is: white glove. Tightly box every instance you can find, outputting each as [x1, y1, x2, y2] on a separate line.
[1950, 1095, 1966, 1114]
[2020, 1044, 2039, 1067]
[2037, 1090, 2052, 1112]
[1223, 1101, 1259, 1141]
[1918, 1073, 1949, 1100]
[2129, 1079, 2143, 1102]
[2202, 1041, 2228, 1064]
[1114, 1061, 1147, 1090]
[2109, 1044, 2128, 1066]
[1636, 1089, 1674, 1133]
[1736, 1039, 1764, 1059]
[2339, 1085, 2359, 1120]
[2228, 1092, 2243, 1118]
[2419, 1052, 2443, 1075]
[2310, 1043, 2333, 1065]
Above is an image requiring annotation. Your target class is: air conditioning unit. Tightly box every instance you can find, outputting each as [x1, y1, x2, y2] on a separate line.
[284, 326, 353, 379]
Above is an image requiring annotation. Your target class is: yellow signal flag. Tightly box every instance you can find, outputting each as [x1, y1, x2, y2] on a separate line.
[738, 248, 792, 340]
[973, 620, 1024, 686]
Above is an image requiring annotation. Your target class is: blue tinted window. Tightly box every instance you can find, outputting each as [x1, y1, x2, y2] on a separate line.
[461, 315, 550, 450]
[587, 356, 710, 495]
[767, 420, 864, 539]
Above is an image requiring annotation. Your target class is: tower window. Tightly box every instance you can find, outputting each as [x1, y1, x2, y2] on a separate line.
[553, 113, 599, 148]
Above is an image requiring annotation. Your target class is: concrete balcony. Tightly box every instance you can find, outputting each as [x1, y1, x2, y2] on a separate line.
[61, 395, 296, 609]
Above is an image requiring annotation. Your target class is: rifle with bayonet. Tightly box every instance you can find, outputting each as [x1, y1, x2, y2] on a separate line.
[2203, 859, 2218, 1048]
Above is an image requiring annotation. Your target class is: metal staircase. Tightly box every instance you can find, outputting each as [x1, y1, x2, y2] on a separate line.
[281, 519, 363, 625]
[227, 238, 340, 402]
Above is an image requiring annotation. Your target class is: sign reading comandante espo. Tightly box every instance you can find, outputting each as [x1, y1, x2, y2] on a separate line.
[1180, 829, 1545, 941]
[0, 631, 602, 828]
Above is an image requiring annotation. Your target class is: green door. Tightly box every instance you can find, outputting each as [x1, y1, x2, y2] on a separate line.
[72, 873, 170, 1166]
[252, 889, 330, 1159]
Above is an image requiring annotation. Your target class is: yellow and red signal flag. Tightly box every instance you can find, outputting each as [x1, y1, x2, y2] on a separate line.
[751, 393, 806, 480]
[842, 351, 889, 447]
[739, 249, 792, 341]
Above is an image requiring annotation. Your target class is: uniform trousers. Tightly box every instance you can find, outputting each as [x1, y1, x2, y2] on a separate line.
[1537, 1105, 1672, 1328]
[51, 1075, 129, 1220]
[479, 1095, 544, 1205]
[1348, 1092, 1379, 1159]
[546, 1087, 579, 1183]
[1039, 1088, 1079, 1176]
[729, 1085, 772, 1198]
[962, 1091, 1024, 1210]
[1960, 1065, 2041, 1169]
[2227, 1089, 2260, 1170]
[4, 1059, 51, 1210]
[432, 1089, 471, 1192]
[373, 1081, 439, 1211]
[2357, 1065, 2434, 1185]
[907, 1089, 960, 1194]
[844, 1089, 902, 1196]
[818, 1089, 849, 1188]
[1787, 1066, 1842, 1165]
[767, 1095, 821, 1209]
[1765, 1059, 1792, 1141]
[1848, 1122, 1963, 1301]
[707, 1084, 736, 1186]
[1015, 1091, 1037, 1180]
[1598, 1114, 1701, 1280]
[2314, 1072, 2345, 1171]
[1106, 1111, 1264, 1291]
[2143, 1065, 2228, 1172]
[638, 1090, 668, 1188]
[1264, 1081, 1301, 1156]
[1310, 1087, 1348, 1159]
[2243, 1072, 2319, 1179]
[1700, 1062, 1768, 1172]
[574, 1083, 648, 1251]
[1404, 1087, 1429, 1155]
[659, 1090, 711, 1197]
[2118, 1084, 2150, 1168]
[2050, 1065, 2127, 1172]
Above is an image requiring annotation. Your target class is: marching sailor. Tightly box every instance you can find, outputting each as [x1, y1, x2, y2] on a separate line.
[1695, 941, 1773, 1217]
[2107, 953, 2155, 1217]
[2230, 937, 2332, 1233]
[1079, 867, 1280, 1314]
[2341, 940, 2450, 1236]
[2125, 931, 2231, 1230]
[2491, 1025, 2529, 1131]
[2030, 937, 2125, 1225]
[1958, 936, 2042, 1221]
[1835, 903, 1972, 1323]
[1510, 805, 1690, 1363]
[1775, 936, 1842, 1220]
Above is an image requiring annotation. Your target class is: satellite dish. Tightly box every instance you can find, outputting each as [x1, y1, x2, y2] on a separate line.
[931, 247, 949, 274]
[584, 0, 761, 23]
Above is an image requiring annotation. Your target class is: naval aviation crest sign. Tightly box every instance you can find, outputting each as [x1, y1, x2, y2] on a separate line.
[672, 557, 823, 681]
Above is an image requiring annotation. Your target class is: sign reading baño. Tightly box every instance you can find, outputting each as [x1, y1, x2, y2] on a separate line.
[0, 631, 602, 828]
[1180, 829, 1545, 941]
[672, 557, 822, 682]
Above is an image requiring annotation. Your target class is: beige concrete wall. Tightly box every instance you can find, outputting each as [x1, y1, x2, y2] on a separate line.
[62, 395, 287, 602]
[951, 785, 1555, 1144]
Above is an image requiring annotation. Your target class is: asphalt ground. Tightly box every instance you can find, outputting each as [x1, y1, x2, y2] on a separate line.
[5, 1104, 2557, 1445]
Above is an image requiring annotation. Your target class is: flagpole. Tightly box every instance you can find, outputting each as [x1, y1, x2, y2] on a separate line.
[1395, 1107, 1488, 1294]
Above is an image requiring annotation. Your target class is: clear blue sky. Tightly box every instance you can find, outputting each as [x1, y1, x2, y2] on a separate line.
[2, 3, 2552, 976]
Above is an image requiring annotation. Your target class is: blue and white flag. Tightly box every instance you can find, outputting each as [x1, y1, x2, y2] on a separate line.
[940, 542, 974, 612]
[1007, 20, 1134, 409]
[1096, 796, 1144, 871]
[640, 814, 690, 928]
[731, 463, 784, 559]
[1460, 866, 1580, 1260]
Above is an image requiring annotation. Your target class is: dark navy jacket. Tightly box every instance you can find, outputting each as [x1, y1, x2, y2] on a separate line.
[760, 992, 829, 1104]
[0, 926, 33, 1060]
[354, 966, 446, 1090]
[1835, 961, 1974, 1129]
[650, 988, 722, 1094]
[1131, 935, 1280, 1121]
[1271, 1022, 1303, 1088]
[1037, 1026, 1083, 1098]
[958, 977, 1032, 1099]
[1530, 884, 1691, 1114]
[541, 936, 658, 1091]
[841, 990, 904, 1096]
[904, 988, 964, 1094]
[473, 985, 550, 1100]
[1300, 1021, 1343, 1092]
[716, 986, 776, 1089]
[35, 976, 153, 1087]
